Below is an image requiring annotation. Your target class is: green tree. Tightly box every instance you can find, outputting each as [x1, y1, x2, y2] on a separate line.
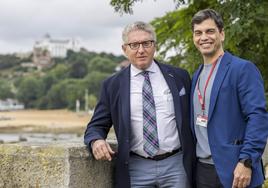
[84, 71, 111, 98]
[36, 75, 58, 109]
[46, 79, 85, 109]
[41, 74, 57, 94]
[69, 60, 88, 78]
[88, 56, 117, 74]
[64, 80, 86, 109]
[88, 94, 97, 110]
[0, 54, 21, 69]
[46, 82, 68, 109]
[16, 76, 43, 108]
[49, 64, 69, 80]
[0, 79, 14, 99]
[110, 0, 268, 95]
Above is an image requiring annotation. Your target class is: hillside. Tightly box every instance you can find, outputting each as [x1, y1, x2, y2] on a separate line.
[0, 49, 126, 110]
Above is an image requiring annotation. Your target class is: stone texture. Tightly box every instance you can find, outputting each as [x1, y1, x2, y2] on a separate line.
[263, 144, 268, 165]
[263, 144, 268, 178]
[0, 139, 268, 186]
[0, 140, 116, 188]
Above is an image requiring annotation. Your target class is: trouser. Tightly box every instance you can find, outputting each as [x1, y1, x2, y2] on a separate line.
[196, 161, 262, 188]
[129, 151, 189, 188]
[196, 161, 223, 188]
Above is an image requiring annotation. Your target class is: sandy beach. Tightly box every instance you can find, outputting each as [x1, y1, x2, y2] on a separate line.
[0, 109, 91, 134]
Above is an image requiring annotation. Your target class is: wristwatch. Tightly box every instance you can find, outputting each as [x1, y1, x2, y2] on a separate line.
[239, 158, 252, 168]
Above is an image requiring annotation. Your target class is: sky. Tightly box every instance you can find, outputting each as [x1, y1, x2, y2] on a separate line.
[0, 0, 176, 56]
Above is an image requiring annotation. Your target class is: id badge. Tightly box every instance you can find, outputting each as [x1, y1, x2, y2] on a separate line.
[196, 115, 208, 127]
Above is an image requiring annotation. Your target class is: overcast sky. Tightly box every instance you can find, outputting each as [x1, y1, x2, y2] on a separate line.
[0, 0, 175, 55]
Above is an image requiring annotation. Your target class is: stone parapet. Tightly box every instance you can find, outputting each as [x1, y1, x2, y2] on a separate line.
[0, 141, 116, 188]
[0, 140, 268, 187]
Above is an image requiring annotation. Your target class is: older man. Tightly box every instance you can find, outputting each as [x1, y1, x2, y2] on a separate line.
[84, 21, 195, 188]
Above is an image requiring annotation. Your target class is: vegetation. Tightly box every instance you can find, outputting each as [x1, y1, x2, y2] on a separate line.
[0, 50, 125, 110]
[0, 54, 21, 69]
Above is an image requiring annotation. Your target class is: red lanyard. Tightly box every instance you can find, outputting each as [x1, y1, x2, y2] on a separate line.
[197, 57, 221, 114]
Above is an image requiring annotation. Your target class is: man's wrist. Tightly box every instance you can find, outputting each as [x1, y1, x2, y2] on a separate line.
[90, 140, 97, 149]
[239, 158, 252, 169]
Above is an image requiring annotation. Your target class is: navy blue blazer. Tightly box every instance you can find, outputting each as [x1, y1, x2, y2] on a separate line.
[84, 61, 195, 188]
[191, 52, 268, 187]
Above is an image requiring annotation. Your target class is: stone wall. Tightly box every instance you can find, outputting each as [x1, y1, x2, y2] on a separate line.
[263, 144, 268, 165]
[0, 141, 116, 188]
[263, 144, 268, 178]
[0, 141, 268, 187]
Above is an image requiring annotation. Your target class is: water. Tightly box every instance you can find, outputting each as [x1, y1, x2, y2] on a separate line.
[0, 133, 83, 143]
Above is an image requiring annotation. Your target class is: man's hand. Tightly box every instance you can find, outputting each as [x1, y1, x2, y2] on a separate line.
[232, 162, 252, 188]
[92, 139, 115, 161]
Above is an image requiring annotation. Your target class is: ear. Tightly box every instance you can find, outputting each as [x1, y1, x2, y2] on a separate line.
[220, 29, 225, 42]
[122, 45, 126, 52]
[122, 45, 128, 58]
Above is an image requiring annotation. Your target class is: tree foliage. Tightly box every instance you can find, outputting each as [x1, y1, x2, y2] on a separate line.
[88, 56, 117, 74]
[17, 76, 43, 108]
[0, 54, 21, 69]
[84, 71, 111, 98]
[110, 0, 187, 14]
[10, 50, 125, 110]
[69, 60, 88, 78]
[45, 79, 85, 109]
[0, 79, 14, 99]
[110, 0, 268, 95]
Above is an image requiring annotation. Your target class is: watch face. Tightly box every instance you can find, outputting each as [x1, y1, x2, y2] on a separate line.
[241, 159, 252, 168]
[244, 159, 252, 168]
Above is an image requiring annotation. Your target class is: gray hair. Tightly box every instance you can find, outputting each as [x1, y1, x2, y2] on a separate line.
[191, 9, 224, 32]
[122, 21, 156, 44]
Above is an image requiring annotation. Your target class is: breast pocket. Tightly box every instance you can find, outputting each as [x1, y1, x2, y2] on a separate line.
[163, 89, 175, 114]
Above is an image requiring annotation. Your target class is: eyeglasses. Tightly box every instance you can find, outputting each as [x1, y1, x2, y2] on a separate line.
[126, 40, 155, 50]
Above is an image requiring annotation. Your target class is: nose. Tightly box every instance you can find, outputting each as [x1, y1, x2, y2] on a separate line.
[137, 44, 145, 53]
[200, 32, 209, 41]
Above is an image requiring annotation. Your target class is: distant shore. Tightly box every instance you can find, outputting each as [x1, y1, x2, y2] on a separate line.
[0, 109, 90, 134]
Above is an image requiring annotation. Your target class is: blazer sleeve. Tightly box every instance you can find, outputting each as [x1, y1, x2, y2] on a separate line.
[84, 80, 113, 150]
[237, 61, 268, 166]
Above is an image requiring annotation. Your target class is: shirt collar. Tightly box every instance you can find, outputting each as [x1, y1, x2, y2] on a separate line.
[131, 60, 157, 77]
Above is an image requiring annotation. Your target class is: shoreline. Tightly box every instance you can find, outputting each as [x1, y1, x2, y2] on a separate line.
[0, 109, 90, 134]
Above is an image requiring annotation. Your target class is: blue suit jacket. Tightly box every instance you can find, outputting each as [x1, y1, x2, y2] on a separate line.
[191, 51, 268, 187]
[84, 61, 195, 188]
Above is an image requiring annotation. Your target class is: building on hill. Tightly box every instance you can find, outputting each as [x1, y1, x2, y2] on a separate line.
[32, 48, 53, 70]
[33, 34, 80, 58]
[32, 34, 80, 69]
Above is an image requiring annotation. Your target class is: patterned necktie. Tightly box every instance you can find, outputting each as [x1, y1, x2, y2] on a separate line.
[142, 71, 159, 156]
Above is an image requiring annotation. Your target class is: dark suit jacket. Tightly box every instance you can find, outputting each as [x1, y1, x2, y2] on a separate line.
[84, 60, 195, 188]
[191, 52, 268, 187]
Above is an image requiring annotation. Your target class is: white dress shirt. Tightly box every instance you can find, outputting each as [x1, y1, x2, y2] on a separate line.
[130, 61, 180, 157]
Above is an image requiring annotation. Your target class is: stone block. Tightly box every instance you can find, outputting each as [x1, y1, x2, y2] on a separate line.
[0, 141, 116, 188]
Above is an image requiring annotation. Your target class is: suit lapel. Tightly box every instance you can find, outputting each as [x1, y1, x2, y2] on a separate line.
[158, 63, 182, 130]
[119, 66, 131, 131]
[208, 52, 232, 122]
